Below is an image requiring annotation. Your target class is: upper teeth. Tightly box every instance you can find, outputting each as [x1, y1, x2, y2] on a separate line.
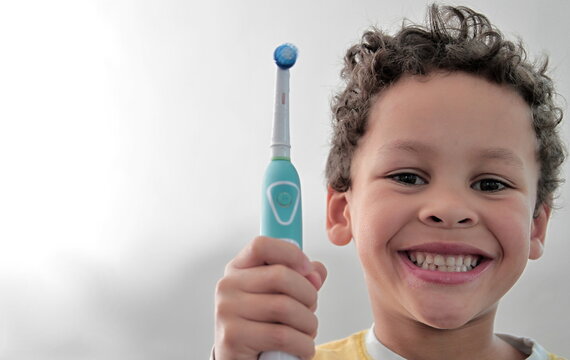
[407, 251, 481, 272]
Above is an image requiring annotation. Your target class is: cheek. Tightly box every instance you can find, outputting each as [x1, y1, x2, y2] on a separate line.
[351, 190, 416, 249]
[489, 200, 533, 261]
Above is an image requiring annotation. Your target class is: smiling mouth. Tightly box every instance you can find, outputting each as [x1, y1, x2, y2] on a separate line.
[406, 251, 485, 272]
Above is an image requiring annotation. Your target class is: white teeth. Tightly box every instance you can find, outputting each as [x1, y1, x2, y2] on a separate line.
[406, 251, 482, 272]
[434, 255, 445, 266]
[416, 253, 425, 264]
[456, 256, 463, 267]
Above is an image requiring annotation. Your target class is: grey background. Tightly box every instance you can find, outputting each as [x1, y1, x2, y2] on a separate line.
[0, 0, 568, 359]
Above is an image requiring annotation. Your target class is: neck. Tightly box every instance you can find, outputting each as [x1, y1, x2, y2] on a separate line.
[371, 305, 525, 360]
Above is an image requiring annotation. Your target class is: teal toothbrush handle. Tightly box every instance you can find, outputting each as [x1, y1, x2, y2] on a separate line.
[261, 159, 302, 249]
[260, 159, 302, 360]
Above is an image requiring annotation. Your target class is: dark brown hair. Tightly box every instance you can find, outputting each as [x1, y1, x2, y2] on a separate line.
[325, 4, 566, 208]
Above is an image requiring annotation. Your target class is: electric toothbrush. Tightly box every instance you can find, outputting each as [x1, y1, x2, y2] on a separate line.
[259, 44, 302, 360]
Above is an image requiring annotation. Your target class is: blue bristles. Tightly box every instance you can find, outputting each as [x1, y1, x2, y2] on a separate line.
[274, 43, 298, 69]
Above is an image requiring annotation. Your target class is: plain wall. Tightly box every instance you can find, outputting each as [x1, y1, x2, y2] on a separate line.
[0, 0, 568, 358]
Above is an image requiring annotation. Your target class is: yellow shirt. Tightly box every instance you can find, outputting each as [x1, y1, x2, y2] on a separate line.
[314, 330, 371, 360]
[313, 330, 567, 360]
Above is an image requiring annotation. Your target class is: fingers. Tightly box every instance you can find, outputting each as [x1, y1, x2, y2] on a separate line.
[215, 236, 327, 360]
[235, 293, 318, 338]
[215, 274, 318, 359]
[311, 261, 328, 286]
[217, 320, 316, 360]
[227, 237, 328, 294]
[234, 265, 318, 308]
[228, 236, 312, 276]
[306, 261, 327, 291]
[253, 322, 316, 360]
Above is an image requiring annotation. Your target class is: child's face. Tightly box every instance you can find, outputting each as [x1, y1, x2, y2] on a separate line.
[327, 72, 550, 330]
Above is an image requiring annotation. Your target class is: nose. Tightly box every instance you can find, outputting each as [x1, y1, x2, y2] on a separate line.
[418, 190, 479, 228]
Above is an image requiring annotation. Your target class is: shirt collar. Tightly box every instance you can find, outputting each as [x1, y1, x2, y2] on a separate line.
[365, 325, 549, 360]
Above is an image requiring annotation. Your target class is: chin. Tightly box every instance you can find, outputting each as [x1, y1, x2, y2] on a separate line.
[408, 301, 476, 330]
[412, 303, 497, 331]
[416, 314, 472, 330]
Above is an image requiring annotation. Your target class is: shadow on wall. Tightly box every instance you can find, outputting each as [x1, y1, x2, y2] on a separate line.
[1, 239, 371, 359]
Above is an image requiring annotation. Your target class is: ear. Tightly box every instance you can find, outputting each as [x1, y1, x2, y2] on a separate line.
[529, 203, 551, 260]
[326, 186, 353, 246]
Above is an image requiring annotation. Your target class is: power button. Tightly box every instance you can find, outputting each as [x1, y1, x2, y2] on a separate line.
[277, 191, 292, 206]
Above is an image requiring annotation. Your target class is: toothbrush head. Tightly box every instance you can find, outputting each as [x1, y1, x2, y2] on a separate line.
[274, 43, 298, 69]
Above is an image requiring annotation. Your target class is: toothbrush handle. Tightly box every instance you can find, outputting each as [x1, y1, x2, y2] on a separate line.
[260, 159, 302, 360]
[261, 159, 302, 248]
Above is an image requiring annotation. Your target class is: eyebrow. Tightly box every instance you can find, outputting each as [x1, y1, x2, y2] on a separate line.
[476, 147, 524, 169]
[377, 140, 435, 156]
[377, 140, 524, 169]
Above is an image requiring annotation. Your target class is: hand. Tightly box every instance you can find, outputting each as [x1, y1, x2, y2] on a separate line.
[214, 236, 327, 360]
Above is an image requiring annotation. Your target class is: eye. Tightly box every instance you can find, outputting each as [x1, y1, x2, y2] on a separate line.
[472, 178, 509, 192]
[388, 173, 427, 186]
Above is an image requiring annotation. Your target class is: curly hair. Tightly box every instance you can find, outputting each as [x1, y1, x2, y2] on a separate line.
[325, 4, 566, 209]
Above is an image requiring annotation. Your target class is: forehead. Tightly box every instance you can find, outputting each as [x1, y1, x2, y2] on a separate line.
[361, 72, 537, 162]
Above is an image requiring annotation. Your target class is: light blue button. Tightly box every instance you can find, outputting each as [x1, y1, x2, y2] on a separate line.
[277, 191, 292, 206]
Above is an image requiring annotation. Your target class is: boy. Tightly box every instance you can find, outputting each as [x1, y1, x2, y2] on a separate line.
[214, 4, 566, 360]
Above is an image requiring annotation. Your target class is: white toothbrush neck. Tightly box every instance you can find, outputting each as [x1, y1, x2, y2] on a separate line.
[271, 68, 291, 159]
